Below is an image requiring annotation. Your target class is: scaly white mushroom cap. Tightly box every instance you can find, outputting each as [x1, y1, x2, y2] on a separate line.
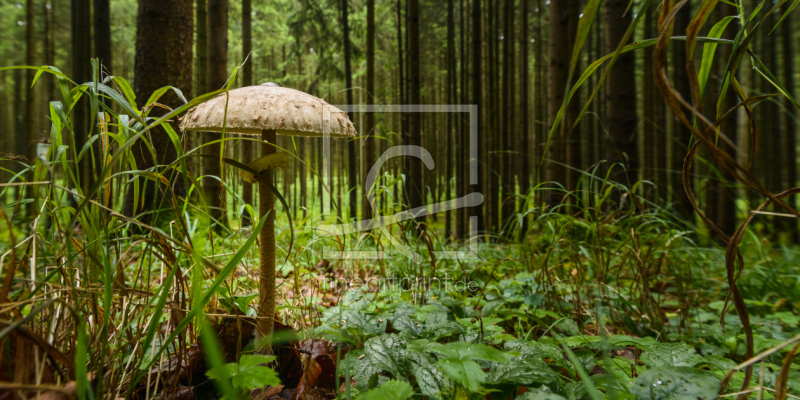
[180, 84, 356, 138]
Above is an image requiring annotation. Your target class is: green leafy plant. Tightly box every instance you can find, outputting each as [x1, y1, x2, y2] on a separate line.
[206, 355, 281, 392]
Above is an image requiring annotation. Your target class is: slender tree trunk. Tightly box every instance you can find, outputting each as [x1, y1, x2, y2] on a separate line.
[482, 0, 501, 232]
[47, 1, 56, 103]
[472, 0, 482, 235]
[643, 7, 656, 200]
[535, 0, 544, 205]
[361, 0, 376, 220]
[545, 0, 574, 205]
[445, 0, 455, 237]
[94, 0, 112, 72]
[205, 0, 227, 229]
[500, 0, 515, 233]
[341, 0, 358, 219]
[25, 0, 36, 218]
[604, 0, 638, 195]
[782, 8, 797, 241]
[518, 0, 529, 233]
[764, 8, 781, 232]
[671, 1, 693, 221]
[715, 2, 737, 238]
[406, 0, 423, 220]
[93, 0, 112, 200]
[195, 0, 207, 96]
[565, 0, 581, 194]
[71, 0, 91, 195]
[194, 0, 207, 181]
[127, 0, 193, 219]
[241, 0, 253, 226]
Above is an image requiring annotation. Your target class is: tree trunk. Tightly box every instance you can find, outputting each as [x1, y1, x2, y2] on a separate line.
[205, 0, 227, 230]
[241, 0, 253, 226]
[46, 0, 56, 103]
[500, 0, 515, 233]
[486, 0, 498, 234]
[445, 0, 455, 237]
[406, 0, 423, 220]
[94, 0, 112, 72]
[472, 0, 482, 235]
[25, 0, 36, 218]
[643, 6, 656, 200]
[535, 0, 544, 206]
[361, 0, 375, 220]
[341, 0, 358, 219]
[195, 0, 207, 96]
[671, 1, 693, 221]
[564, 0, 581, 193]
[545, 0, 574, 205]
[127, 0, 193, 219]
[71, 0, 91, 195]
[714, 2, 737, 238]
[603, 0, 638, 195]
[782, 7, 797, 241]
[518, 0, 529, 233]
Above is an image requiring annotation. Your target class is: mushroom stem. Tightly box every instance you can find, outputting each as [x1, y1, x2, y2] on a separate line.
[257, 128, 277, 346]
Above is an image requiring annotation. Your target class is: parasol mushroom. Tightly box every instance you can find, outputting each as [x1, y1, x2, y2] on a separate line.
[180, 83, 356, 343]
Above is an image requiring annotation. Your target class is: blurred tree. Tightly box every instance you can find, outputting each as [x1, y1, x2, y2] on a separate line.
[94, 0, 111, 72]
[126, 0, 193, 218]
[603, 0, 637, 193]
[242, 0, 253, 226]
[71, 0, 91, 193]
[205, 0, 228, 229]
[361, 0, 375, 220]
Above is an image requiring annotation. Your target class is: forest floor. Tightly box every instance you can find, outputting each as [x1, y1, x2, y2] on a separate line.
[4, 193, 799, 400]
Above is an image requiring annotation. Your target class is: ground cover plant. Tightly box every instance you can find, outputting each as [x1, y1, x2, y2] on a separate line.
[1, 0, 800, 399]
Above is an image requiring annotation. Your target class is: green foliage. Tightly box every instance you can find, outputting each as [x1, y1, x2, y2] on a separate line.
[632, 368, 720, 400]
[206, 355, 281, 392]
[355, 380, 414, 400]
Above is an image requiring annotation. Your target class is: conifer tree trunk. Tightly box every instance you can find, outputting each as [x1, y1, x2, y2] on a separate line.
[407, 0, 423, 220]
[445, 0, 455, 237]
[127, 0, 193, 218]
[604, 0, 638, 191]
[46, 0, 56, 103]
[671, 1, 693, 220]
[94, 0, 112, 71]
[342, 0, 358, 219]
[518, 0, 530, 231]
[545, 0, 575, 205]
[195, 0, 207, 96]
[535, 0, 544, 203]
[204, 0, 227, 229]
[361, 0, 375, 220]
[782, 9, 797, 240]
[486, 0, 498, 232]
[241, 0, 253, 226]
[643, 6, 656, 198]
[564, 0, 581, 193]
[500, 0, 515, 232]
[472, 0, 483, 234]
[715, 2, 737, 237]
[71, 0, 91, 194]
[25, 0, 36, 218]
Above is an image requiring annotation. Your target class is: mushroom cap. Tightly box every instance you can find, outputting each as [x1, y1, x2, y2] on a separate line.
[180, 85, 356, 138]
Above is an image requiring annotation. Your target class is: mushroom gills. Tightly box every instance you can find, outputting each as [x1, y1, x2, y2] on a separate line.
[240, 152, 291, 184]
